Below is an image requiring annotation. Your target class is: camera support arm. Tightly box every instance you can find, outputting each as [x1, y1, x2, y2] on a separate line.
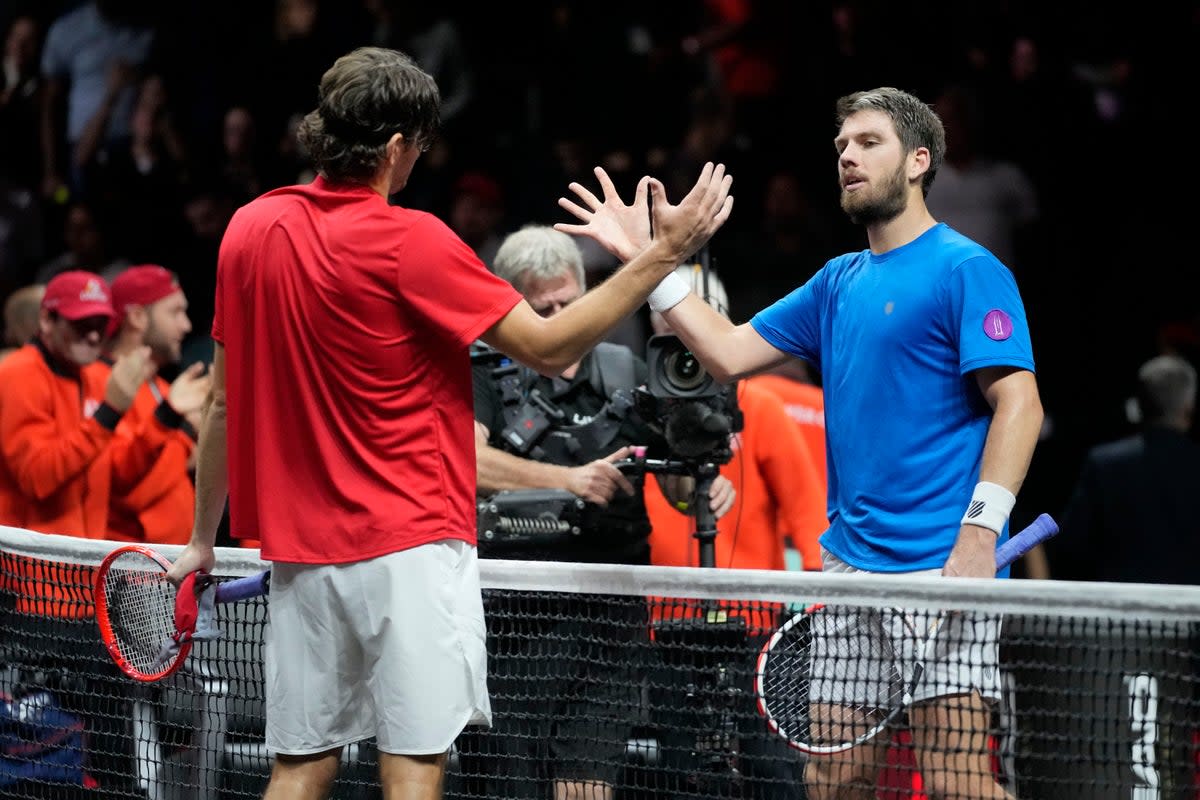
[615, 454, 723, 569]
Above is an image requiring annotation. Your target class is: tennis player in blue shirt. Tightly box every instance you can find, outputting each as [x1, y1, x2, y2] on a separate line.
[557, 86, 1043, 800]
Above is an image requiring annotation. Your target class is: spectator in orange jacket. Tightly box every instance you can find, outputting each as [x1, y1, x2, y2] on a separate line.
[0, 270, 154, 540]
[101, 264, 211, 544]
[746, 358, 827, 484]
[0, 270, 153, 619]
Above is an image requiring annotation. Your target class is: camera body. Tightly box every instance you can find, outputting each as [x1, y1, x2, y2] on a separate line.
[637, 334, 743, 464]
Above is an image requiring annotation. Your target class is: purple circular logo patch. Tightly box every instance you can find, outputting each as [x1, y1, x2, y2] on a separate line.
[983, 309, 1014, 341]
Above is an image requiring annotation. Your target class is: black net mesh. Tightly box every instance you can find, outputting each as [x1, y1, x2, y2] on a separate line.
[2, 533, 1199, 800]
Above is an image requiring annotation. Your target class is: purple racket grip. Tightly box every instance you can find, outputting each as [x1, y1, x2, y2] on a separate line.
[994, 513, 1059, 569]
[213, 570, 270, 603]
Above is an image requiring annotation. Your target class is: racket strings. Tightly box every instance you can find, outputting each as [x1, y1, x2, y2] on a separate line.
[760, 607, 920, 751]
[101, 552, 178, 674]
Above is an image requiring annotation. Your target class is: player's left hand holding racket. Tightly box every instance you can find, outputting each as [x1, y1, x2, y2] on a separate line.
[754, 513, 1059, 755]
[94, 545, 270, 682]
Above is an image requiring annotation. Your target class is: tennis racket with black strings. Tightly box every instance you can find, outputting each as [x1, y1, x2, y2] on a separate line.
[754, 512, 1059, 755]
[94, 545, 270, 682]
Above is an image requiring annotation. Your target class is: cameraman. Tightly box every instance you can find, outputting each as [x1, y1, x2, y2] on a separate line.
[463, 225, 734, 800]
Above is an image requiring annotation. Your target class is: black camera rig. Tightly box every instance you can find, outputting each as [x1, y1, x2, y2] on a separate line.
[476, 489, 587, 549]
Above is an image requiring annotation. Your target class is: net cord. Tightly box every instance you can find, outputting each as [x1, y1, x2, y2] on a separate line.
[4, 525, 1200, 621]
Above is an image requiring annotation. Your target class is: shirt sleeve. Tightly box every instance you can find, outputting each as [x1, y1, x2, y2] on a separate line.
[749, 265, 829, 366]
[947, 255, 1036, 375]
[39, 19, 69, 79]
[396, 215, 522, 348]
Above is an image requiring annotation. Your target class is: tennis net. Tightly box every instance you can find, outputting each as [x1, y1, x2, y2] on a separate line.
[2, 525, 1198, 800]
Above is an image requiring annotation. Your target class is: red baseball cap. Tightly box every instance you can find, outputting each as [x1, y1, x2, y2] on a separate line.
[108, 264, 182, 337]
[41, 270, 115, 321]
[111, 264, 181, 315]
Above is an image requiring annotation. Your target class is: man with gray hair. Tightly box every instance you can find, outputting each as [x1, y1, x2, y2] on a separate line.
[465, 224, 734, 800]
[1054, 354, 1200, 583]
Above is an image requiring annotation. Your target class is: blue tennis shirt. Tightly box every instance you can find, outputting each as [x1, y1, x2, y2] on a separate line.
[750, 223, 1035, 573]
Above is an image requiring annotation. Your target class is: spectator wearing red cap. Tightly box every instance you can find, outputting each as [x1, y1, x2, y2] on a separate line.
[99, 264, 211, 545]
[0, 269, 154, 597]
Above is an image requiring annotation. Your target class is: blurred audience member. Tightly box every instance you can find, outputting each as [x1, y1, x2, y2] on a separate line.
[35, 199, 131, 284]
[658, 86, 745, 205]
[174, 181, 237, 364]
[716, 167, 838, 323]
[0, 13, 42, 190]
[449, 170, 506, 269]
[250, 0, 338, 157]
[1, 282, 44, 361]
[925, 84, 1039, 272]
[101, 264, 209, 544]
[0, 270, 152, 538]
[0, 174, 44, 293]
[363, 2, 474, 130]
[100, 73, 191, 262]
[39, 0, 156, 200]
[102, 267, 208, 544]
[218, 105, 269, 205]
[1050, 355, 1200, 583]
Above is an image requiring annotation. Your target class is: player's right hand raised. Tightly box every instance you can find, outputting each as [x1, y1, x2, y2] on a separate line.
[556, 162, 733, 270]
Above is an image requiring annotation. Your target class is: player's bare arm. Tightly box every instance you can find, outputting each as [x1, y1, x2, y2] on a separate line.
[659, 295, 792, 384]
[945, 366, 1043, 578]
[484, 163, 733, 375]
[167, 343, 227, 584]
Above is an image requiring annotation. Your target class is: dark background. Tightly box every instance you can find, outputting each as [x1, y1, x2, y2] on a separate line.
[2, 0, 1197, 548]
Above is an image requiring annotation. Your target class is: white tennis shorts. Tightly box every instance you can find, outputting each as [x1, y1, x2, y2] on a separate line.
[811, 548, 1002, 707]
[264, 540, 492, 755]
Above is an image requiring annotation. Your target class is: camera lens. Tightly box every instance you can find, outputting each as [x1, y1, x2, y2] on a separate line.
[664, 349, 709, 392]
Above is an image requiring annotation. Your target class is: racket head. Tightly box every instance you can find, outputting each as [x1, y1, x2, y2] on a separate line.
[94, 545, 190, 682]
[755, 603, 900, 755]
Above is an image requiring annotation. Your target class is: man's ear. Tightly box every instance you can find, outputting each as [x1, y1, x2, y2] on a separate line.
[909, 147, 930, 183]
[386, 131, 408, 158]
[126, 305, 149, 333]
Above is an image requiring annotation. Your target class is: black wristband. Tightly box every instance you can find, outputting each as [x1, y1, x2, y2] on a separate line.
[93, 402, 123, 431]
[154, 400, 184, 430]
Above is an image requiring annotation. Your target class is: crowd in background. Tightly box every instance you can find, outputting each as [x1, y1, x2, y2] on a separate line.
[1, 0, 1197, 578]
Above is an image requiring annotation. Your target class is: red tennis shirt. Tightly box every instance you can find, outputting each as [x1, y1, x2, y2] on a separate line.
[212, 176, 521, 563]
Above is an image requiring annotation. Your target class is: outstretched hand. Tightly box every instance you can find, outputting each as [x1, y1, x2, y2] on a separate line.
[555, 162, 732, 267]
[555, 169, 652, 263]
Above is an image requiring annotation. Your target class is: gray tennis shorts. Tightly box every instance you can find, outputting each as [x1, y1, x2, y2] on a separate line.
[264, 540, 492, 755]
[811, 548, 1001, 707]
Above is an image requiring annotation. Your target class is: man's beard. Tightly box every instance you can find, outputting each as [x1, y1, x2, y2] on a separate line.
[144, 319, 176, 366]
[840, 164, 908, 226]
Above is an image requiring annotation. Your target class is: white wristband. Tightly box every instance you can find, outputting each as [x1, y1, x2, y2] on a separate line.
[647, 272, 690, 313]
[961, 481, 1016, 534]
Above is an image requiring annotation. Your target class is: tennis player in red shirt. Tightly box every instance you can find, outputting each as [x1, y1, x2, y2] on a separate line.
[166, 46, 733, 800]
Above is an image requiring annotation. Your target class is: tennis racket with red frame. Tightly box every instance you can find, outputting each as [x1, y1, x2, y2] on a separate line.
[94, 545, 270, 682]
[754, 513, 1059, 755]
